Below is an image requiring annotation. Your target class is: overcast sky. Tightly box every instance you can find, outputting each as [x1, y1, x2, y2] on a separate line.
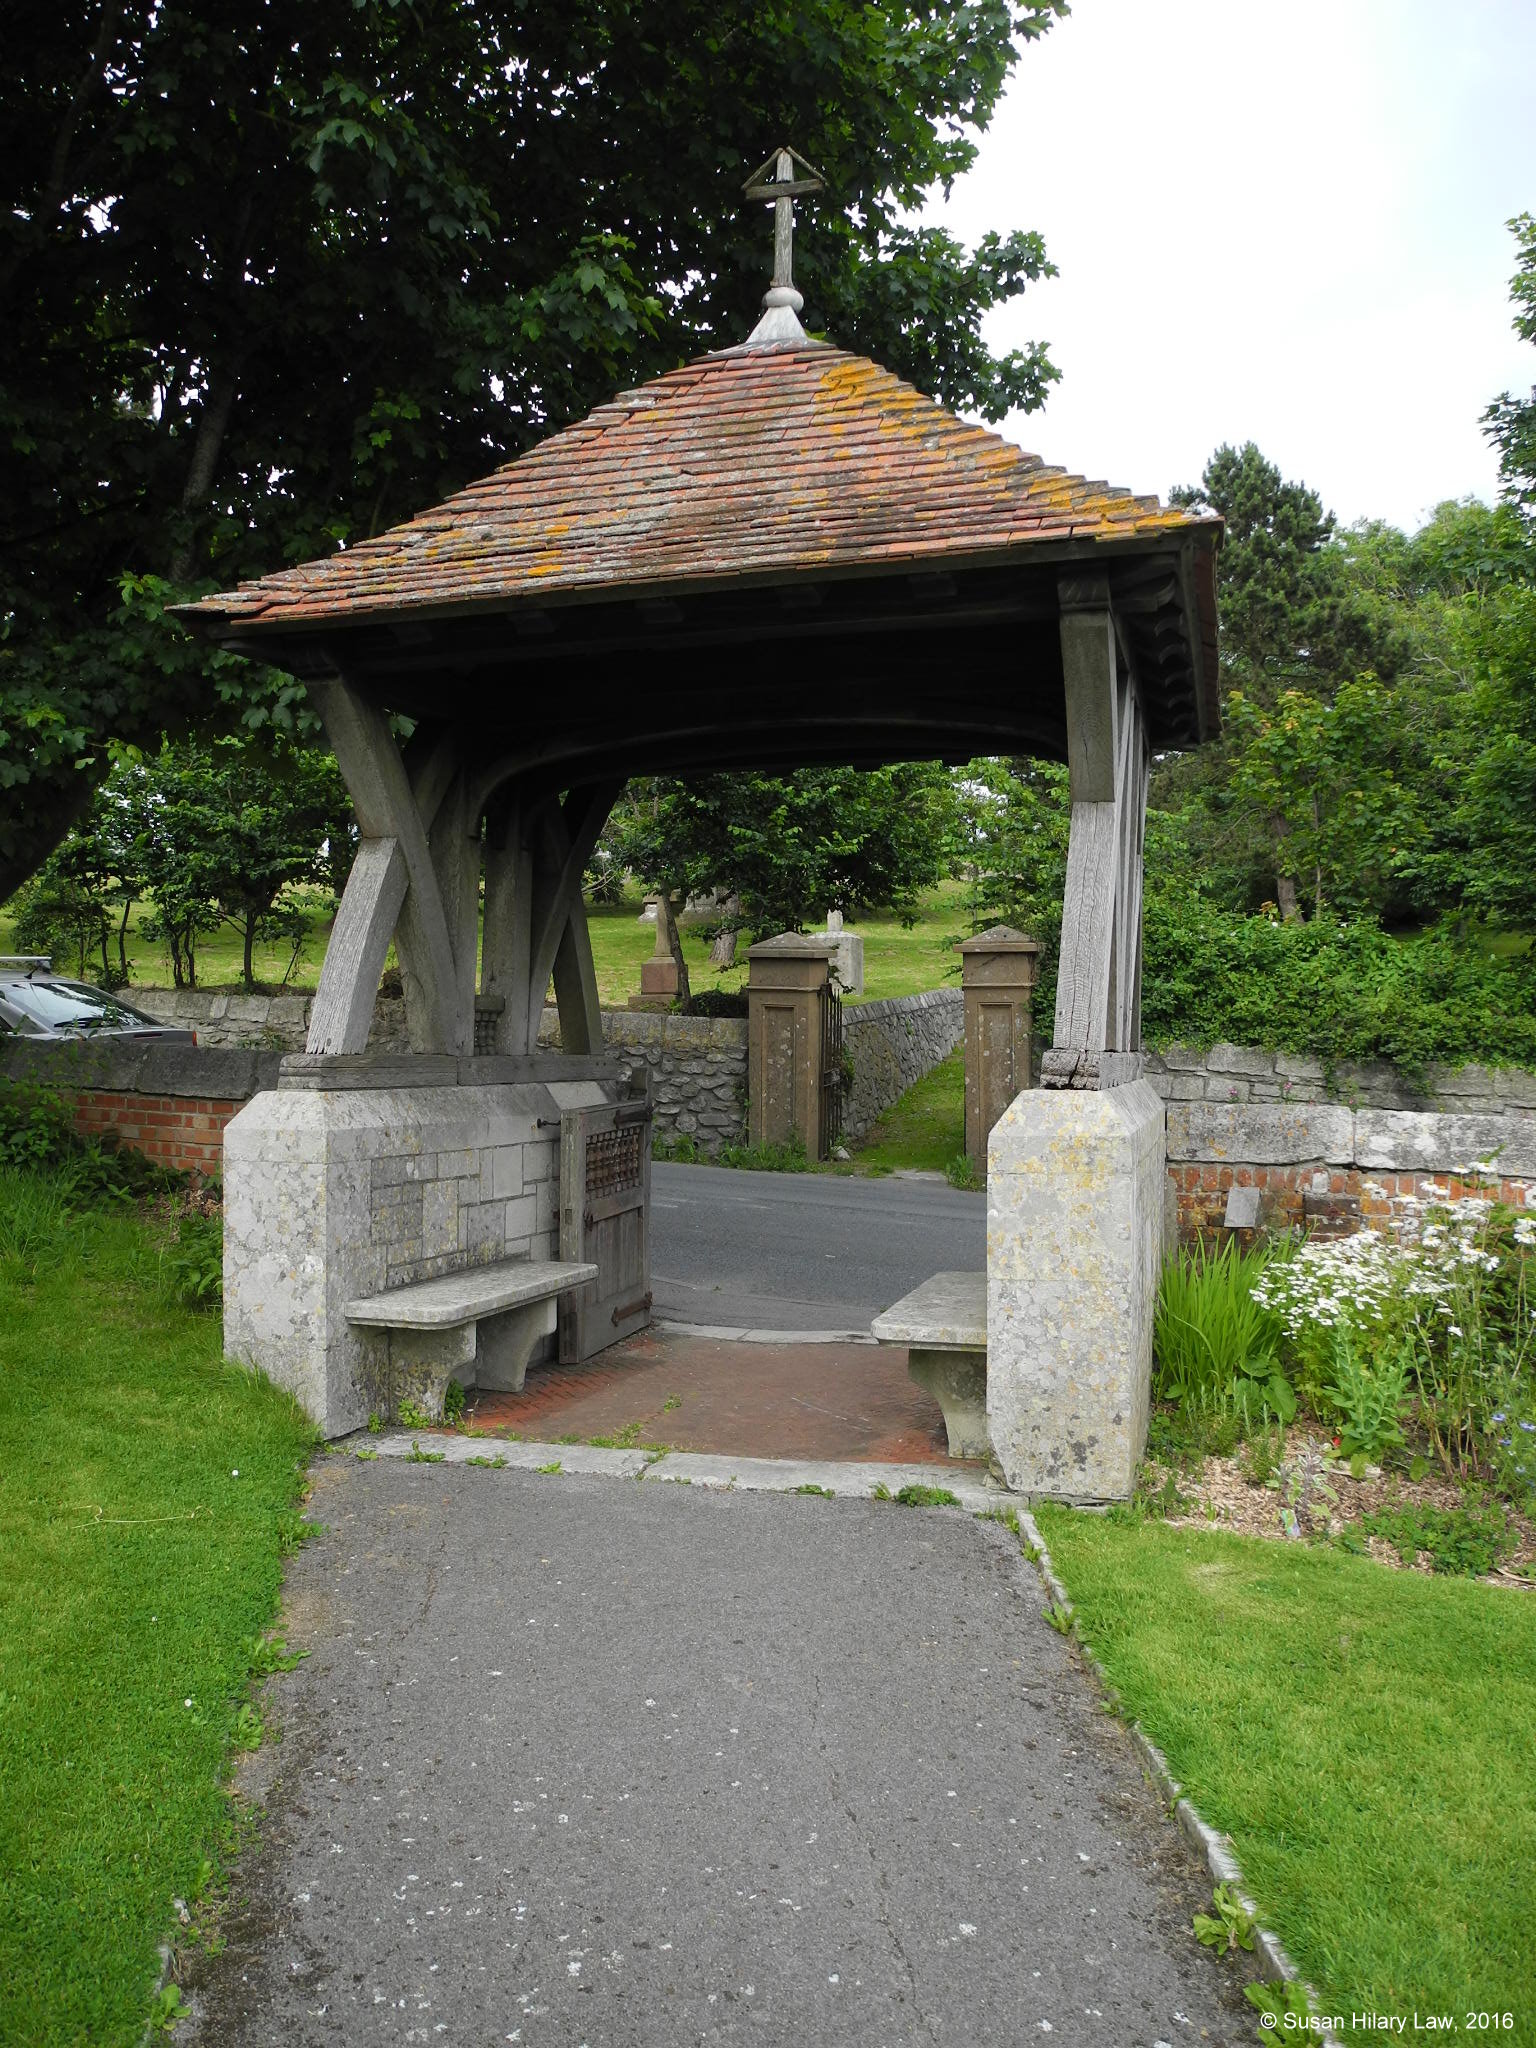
[926, 0, 1536, 531]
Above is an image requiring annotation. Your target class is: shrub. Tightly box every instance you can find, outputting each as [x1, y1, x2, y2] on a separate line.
[685, 988, 749, 1019]
[163, 1210, 223, 1311]
[1154, 1238, 1295, 1428]
[1141, 898, 1536, 1076]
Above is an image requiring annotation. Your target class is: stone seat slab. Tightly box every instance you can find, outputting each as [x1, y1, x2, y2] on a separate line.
[345, 1257, 600, 1419]
[871, 1270, 986, 1351]
[871, 1271, 989, 1463]
[344, 1257, 597, 1329]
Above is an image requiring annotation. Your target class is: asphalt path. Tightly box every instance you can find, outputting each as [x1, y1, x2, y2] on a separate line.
[181, 1460, 1252, 2048]
[650, 1161, 985, 1331]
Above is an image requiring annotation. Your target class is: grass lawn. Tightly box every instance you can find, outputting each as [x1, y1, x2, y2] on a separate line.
[847, 1048, 966, 1174]
[0, 1172, 316, 2047]
[1033, 1508, 1536, 2026]
[2, 883, 971, 1007]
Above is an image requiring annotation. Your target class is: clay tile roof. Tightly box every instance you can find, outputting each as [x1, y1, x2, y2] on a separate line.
[183, 339, 1217, 631]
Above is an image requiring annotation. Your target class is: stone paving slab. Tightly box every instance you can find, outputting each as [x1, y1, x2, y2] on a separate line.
[368, 1432, 650, 1479]
[646, 1450, 1004, 1512]
[179, 1460, 1253, 2047]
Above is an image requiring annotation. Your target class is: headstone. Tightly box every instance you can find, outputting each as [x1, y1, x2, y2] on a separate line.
[811, 912, 863, 994]
[630, 893, 680, 1010]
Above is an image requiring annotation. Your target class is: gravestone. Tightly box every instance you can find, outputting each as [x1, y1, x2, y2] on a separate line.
[812, 908, 864, 994]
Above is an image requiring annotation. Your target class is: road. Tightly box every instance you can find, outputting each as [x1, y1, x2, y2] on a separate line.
[650, 1161, 985, 1331]
[181, 1459, 1252, 2047]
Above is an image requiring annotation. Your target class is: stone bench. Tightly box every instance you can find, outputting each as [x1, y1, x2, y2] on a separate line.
[345, 1256, 598, 1421]
[871, 1271, 988, 1460]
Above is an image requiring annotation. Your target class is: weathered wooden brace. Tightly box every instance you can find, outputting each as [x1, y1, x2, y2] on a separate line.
[305, 677, 616, 1060]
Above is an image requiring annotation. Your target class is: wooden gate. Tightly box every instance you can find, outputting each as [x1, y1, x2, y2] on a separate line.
[818, 978, 844, 1159]
[558, 1099, 653, 1362]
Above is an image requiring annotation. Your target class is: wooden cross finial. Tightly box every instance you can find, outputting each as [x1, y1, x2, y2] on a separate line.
[742, 145, 825, 316]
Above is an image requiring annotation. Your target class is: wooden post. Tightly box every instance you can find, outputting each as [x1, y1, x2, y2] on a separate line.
[958, 926, 1040, 1169]
[745, 933, 836, 1158]
[1042, 572, 1149, 1091]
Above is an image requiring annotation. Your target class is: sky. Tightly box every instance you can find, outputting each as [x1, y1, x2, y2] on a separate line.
[926, 0, 1536, 531]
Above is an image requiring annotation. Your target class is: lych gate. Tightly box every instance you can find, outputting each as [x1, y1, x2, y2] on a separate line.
[181, 154, 1219, 1497]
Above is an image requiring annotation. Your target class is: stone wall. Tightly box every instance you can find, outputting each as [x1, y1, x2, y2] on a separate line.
[538, 1006, 748, 1155]
[132, 985, 409, 1052]
[1166, 1099, 1536, 1241]
[1146, 1041, 1536, 1115]
[841, 989, 964, 1145]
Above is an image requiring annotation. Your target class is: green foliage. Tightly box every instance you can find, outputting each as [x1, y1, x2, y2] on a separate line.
[1244, 1980, 1314, 2025]
[406, 1441, 446, 1465]
[793, 1482, 836, 1498]
[944, 1153, 984, 1192]
[1355, 1500, 1517, 1578]
[111, 738, 351, 991]
[1192, 1882, 1256, 1956]
[717, 1135, 810, 1174]
[1042, 1601, 1073, 1635]
[1141, 899, 1536, 1074]
[892, 1482, 960, 1508]
[1153, 1241, 1294, 1429]
[684, 988, 749, 1019]
[610, 765, 955, 942]
[1484, 214, 1536, 512]
[442, 1379, 466, 1428]
[1322, 1329, 1409, 1463]
[1, 1, 1063, 896]
[397, 1401, 433, 1431]
[652, 1133, 702, 1165]
[163, 1211, 223, 1313]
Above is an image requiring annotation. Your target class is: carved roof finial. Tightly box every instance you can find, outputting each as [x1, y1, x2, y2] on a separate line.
[741, 144, 825, 347]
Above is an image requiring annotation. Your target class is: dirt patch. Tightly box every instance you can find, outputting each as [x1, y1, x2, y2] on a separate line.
[1147, 1422, 1536, 1586]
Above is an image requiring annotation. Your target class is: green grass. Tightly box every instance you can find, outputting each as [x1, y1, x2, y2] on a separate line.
[2, 881, 970, 1006]
[849, 1048, 965, 1173]
[0, 1171, 317, 2047]
[1033, 1509, 1536, 2022]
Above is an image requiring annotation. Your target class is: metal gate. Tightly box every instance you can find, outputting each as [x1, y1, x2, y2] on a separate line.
[558, 1099, 653, 1362]
[818, 979, 844, 1159]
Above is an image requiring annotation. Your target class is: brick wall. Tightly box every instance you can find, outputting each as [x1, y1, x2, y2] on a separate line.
[67, 1090, 242, 1177]
[1169, 1161, 1535, 1243]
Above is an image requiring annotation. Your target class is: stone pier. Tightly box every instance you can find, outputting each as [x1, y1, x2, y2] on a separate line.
[985, 1081, 1165, 1500]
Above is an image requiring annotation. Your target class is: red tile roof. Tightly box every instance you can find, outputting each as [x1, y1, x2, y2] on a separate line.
[184, 340, 1218, 630]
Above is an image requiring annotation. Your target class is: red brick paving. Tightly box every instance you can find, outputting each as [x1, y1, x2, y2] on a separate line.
[468, 1329, 971, 1467]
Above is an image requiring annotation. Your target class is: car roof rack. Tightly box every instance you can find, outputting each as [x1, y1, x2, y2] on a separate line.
[0, 957, 53, 974]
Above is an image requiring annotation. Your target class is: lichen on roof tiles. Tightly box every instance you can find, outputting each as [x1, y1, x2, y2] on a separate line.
[184, 341, 1215, 629]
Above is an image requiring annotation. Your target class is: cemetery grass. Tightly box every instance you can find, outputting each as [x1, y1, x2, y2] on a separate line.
[845, 1049, 967, 1175]
[2, 884, 971, 1006]
[0, 1172, 316, 2047]
[1033, 1508, 1536, 2025]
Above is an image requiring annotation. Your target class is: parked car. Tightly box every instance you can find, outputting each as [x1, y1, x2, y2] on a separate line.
[0, 958, 196, 1045]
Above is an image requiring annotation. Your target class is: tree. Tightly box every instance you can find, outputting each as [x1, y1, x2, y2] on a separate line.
[120, 737, 352, 990]
[1485, 214, 1536, 512]
[612, 765, 954, 955]
[1, 0, 1065, 898]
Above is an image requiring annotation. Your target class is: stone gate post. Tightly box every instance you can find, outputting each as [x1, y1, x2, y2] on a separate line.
[958, 926, 1040, 1174]
[745, 933, 836, 1158]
